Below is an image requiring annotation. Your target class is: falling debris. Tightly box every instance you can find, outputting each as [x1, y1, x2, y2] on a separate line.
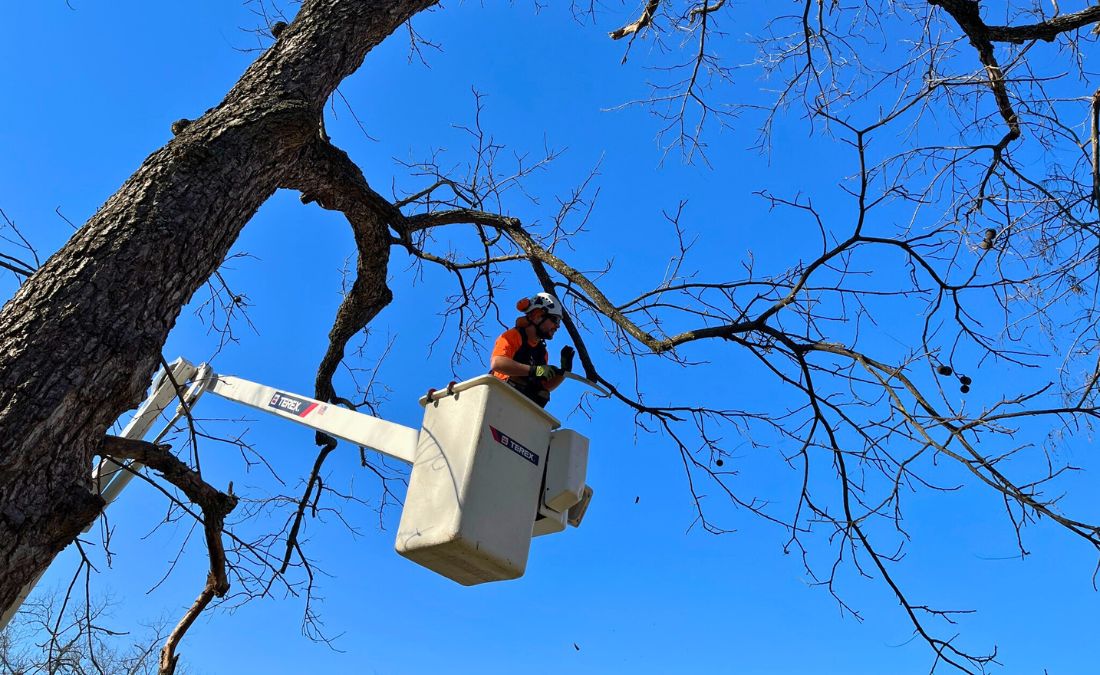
[573, 643, 580, 651]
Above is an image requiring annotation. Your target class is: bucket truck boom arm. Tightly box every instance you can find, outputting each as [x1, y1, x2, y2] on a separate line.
[3, 358, 596, 629]
[202, 373, 419, 464]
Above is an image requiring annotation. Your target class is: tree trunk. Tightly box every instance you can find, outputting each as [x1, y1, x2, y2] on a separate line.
[0, 0, 436, 615]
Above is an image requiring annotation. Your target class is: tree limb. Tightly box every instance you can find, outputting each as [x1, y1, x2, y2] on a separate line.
[100, 436, 237, 675]
[609, 0, 661, 39]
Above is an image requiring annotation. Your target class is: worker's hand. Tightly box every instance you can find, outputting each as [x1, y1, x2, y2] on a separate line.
[530, 364, 560, 380]
[560, 346, 575, 372]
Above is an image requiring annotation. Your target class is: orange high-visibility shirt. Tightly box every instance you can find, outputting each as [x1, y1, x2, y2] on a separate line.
[490, 328, 547, 382]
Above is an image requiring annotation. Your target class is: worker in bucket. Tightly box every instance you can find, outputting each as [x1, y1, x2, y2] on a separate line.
[490, 292, 575, 408]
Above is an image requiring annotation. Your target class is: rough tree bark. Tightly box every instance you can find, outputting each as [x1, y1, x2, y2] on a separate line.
[0, 0, 437, 616]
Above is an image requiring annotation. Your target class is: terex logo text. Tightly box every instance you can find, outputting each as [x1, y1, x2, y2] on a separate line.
[268, 392, 318, 418]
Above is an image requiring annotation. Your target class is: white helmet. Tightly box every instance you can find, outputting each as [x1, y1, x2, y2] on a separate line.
[518, 292, 563, 319]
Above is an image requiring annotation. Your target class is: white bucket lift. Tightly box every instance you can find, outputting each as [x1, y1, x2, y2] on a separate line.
[398, 376, 590, 584]
[1, 359, 596, 628]
[203, 370, 593, 585]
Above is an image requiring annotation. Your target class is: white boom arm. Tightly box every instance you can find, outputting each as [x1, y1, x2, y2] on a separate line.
[1, 360, 420, 631]
[3, 359, 593, 626]
[202, 373, 419, 464]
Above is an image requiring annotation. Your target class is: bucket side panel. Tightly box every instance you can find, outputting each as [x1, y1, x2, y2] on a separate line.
[396, 387, 486, 554]
[457, 387, 555, 574]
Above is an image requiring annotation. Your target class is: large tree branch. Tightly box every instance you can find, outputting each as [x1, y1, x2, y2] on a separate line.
[403, 209, 664, 346]
[101, 438, 236, 523]
[281, 138, 398, 402]
[926, 0, 1100, 43]
[984, 4, 1100, 43]
[100, 436, 237, 675]
[404, 208, 772, 354]
[275, 137, 404, 580]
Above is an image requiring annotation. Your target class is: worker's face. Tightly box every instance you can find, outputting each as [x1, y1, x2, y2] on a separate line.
[538, 314, 561, 339]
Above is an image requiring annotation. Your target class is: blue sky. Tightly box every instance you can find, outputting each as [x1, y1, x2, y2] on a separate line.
[3, 1, 1100, 673]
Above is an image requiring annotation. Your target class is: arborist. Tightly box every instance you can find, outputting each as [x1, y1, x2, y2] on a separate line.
[490, 292, 575, 408]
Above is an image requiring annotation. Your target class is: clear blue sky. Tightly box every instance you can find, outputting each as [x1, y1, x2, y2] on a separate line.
[2, 2, 1098, 673]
